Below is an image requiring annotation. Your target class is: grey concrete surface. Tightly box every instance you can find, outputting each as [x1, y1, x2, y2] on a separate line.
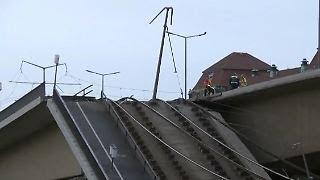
[145, 101, 215, 180]
[196, 69, 320, 165]
[65, 100, 122, 180]
[0, 124, 82, 180]
[0, 102, 52, 151]
[121, 102, 185, 180]
[165, 100, 269, 180]
[76, 100, 151, 180]
[48, 99, 102, 180]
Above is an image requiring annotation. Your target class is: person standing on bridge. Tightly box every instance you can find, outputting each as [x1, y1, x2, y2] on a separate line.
[203, 75, 215, 96]
[239, 74, 248, 87]
[229, 73, 240, 90]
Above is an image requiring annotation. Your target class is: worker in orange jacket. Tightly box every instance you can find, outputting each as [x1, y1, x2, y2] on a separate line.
[204, 77, 214, 96]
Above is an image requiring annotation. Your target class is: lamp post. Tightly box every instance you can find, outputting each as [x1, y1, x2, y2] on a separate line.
[86, 70, 120, 98]
[21, 60, 66, 83]
[166, 31, 206, 99]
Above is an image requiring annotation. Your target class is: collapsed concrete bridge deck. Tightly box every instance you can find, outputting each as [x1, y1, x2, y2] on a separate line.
[0, 83, 276, 180]
[3, 68, 320, 179]
[194, 69, 320, 179]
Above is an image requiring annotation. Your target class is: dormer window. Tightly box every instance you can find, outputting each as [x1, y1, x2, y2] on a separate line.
[251, 69, 258, 77]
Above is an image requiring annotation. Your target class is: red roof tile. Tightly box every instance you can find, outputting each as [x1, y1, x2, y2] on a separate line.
[310, 51, 320, 69]
[194, 52, 271, 90]
[203, 52, 271, 73]
[193, 52, 309, 91]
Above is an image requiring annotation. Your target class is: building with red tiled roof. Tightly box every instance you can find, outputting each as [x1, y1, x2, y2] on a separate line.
[310, 51, 320, 69]
[193, 52, 272, 91]
[191, 51, 319, 97]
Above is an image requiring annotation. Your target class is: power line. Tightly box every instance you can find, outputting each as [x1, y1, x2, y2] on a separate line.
[104, 85, 180, 94]
[167, 28, 184, 98]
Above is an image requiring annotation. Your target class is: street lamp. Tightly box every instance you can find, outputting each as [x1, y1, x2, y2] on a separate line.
[86, 70, 120, 98]
[21, 59, 67, 83]
[166, 31, 206, 99]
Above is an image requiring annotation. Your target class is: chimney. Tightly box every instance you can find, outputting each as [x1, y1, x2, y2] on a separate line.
[269, 64, 278, 78]
[301, 58, 308, 72]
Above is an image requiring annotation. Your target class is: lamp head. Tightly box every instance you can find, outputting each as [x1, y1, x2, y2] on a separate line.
[54, 54, 60, 64]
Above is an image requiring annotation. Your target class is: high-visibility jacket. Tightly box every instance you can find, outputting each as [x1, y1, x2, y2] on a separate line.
[204, 79, 212, 87]
[240, 76, 247, 86]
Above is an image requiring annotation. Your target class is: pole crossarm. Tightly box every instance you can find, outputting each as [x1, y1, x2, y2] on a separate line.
[86, 70, 104, 76]
[166, 31, 187, 38]
[22, 60, 66, 70]
[186, 32, 207, 38]
[166, 31, 207, 39]
[165, 30, 206, 99]
[21, 60, 68, 84]
[104, 71, 120, 76]
[86, 69, 120, 98]
[22, 60, 45, 69]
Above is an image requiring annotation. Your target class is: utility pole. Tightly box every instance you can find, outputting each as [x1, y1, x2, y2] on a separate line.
[166, 31, 206, 99]
[86, 70, 120, 98]
[149, 7, 173, 100]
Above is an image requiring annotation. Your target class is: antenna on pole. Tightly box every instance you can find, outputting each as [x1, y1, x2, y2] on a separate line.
[53, 54, 60, 91]
[150, 7, 174, 100]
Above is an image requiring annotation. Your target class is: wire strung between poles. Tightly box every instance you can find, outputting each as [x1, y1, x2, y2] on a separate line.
[167, 29, 184, 98]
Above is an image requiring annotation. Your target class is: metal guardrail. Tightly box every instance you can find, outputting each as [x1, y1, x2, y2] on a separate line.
[0, 82, 45, 123]
[52, 89, 105, 180]
[73, 85, 93, 97]
[101, 93, 159, 180]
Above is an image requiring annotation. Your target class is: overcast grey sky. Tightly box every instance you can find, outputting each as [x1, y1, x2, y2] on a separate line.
[0, 0, 318, 108]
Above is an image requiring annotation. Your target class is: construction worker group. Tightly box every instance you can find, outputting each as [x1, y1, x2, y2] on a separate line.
[203, 73, 247, 96]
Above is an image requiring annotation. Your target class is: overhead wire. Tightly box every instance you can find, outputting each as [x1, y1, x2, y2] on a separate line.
[167, 28, 184, 98]
[1, 68, 24, 104]
[64, 71, 180, 95]
[104, 85, 180, 94]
